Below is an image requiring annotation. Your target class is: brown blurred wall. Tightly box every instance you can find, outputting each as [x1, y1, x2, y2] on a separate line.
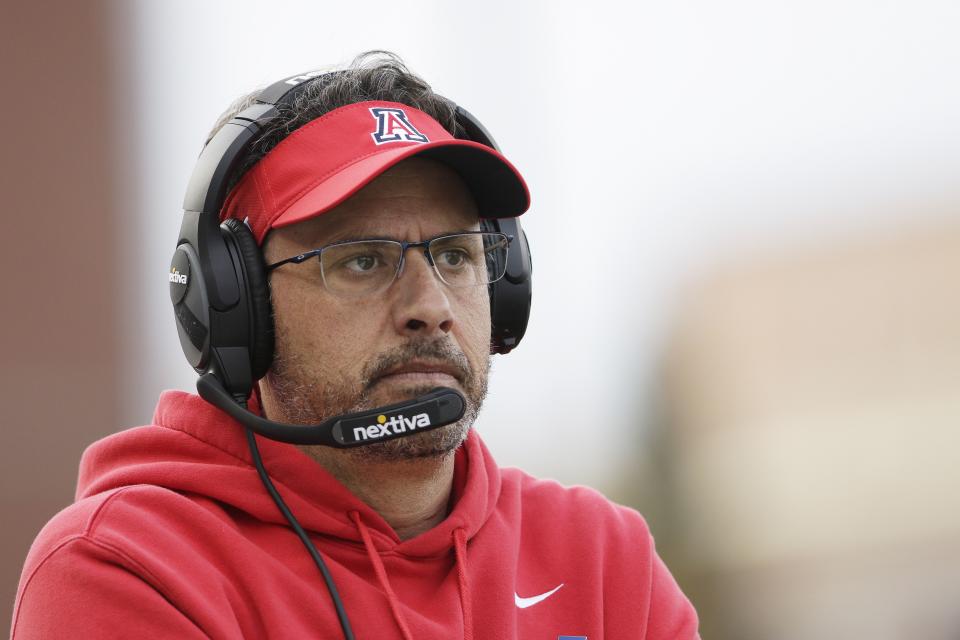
[657, 220, 960, 639]
[1, 1, 120, 632]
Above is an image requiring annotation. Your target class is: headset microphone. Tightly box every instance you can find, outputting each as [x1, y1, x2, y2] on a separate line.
[197, 373, 466, 447]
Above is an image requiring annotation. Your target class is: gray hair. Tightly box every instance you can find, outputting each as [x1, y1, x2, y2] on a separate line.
[207, 50, 461, 194]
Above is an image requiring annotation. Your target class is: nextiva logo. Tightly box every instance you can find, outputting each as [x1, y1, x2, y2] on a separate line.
[370, 107, 429, 145]
[353, 412, 431, 442]
[168, 268, 188, 285]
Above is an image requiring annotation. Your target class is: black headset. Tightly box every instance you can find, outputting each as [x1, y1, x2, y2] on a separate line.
[170, 70, 533, 404]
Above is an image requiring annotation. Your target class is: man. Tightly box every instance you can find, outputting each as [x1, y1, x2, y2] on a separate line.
[13, 53, 699, 639]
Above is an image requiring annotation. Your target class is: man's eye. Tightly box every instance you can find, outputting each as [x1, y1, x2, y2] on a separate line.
[437, 249, 469, 267]
[344, 254, 380, 272]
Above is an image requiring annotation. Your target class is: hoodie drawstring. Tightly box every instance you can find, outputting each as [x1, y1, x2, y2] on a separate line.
[349, 511, 414, 640]
[453, 527, 473, 640]
[347, 512, 474, 640]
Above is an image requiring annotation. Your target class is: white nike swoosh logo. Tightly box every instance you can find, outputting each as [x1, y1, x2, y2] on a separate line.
[514, 583, 564, 609]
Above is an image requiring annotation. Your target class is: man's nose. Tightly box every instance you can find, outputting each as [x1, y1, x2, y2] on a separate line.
[390, 249, 454, 336]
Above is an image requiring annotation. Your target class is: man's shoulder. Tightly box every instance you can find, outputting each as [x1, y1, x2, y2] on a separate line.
[23, 484, 196, 567]
[12, 484, 232, 640]
[22, 481, 238, 590]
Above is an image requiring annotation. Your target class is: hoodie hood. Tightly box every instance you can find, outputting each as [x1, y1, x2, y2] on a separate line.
[77, 390, 501, 556]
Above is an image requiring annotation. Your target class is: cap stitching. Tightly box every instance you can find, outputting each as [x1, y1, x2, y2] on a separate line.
[259, 164, 278, 214]
[250, 168, 269, 220]
[219, 186, 236, 222]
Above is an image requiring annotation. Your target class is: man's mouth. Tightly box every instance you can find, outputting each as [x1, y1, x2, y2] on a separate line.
[369, 360, 465, 390]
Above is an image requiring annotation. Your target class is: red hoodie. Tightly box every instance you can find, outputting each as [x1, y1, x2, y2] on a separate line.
[12, 391, 699, 639]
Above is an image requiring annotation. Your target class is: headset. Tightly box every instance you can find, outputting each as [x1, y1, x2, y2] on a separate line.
[170, 70, 533, 410]
[169, 69, 533, 639]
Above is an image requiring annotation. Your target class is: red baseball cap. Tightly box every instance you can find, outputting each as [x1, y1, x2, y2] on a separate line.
[220, 100, 530, 243]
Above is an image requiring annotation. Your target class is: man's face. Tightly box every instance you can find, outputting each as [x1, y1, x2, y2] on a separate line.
[260, 157, 491, 460]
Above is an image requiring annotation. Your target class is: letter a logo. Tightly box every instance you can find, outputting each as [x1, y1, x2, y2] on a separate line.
[370, 107, 429, 145]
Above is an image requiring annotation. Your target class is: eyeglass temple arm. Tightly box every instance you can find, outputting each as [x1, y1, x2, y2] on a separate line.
[265, 249, 322, 271]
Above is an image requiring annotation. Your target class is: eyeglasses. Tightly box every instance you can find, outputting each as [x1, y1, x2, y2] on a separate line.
[266, 231, 512, 297]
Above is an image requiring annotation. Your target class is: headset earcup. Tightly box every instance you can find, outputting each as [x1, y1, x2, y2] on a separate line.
[457, 107, 532, 355]
[222, 218, 275, 380]
[484, 217, 532, 354]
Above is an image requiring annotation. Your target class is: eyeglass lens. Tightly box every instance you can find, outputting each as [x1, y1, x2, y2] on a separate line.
[318, 232, 509, 296]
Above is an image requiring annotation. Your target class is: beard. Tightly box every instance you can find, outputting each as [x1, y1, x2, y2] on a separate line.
[262, 337, 490, 462]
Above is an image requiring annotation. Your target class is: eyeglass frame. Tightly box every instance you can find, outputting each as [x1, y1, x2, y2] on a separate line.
[265, 230, 514, 295]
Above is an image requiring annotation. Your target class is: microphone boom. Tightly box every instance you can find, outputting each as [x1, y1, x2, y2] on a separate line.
[197, 373, 466, 447]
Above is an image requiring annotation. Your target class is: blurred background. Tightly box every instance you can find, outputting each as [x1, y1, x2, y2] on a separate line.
[3, 0, 959, 637]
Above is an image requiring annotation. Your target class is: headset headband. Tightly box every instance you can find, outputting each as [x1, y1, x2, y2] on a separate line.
[178, 72, 332, 311]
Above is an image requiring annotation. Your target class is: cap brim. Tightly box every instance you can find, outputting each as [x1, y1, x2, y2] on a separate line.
[271, 139, 530, 231]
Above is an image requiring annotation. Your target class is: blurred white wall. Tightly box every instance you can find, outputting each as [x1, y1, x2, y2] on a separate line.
[122, 0, 960, 493]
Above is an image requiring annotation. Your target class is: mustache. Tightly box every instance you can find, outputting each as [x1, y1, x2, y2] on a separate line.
[361, 339, 472, 390]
